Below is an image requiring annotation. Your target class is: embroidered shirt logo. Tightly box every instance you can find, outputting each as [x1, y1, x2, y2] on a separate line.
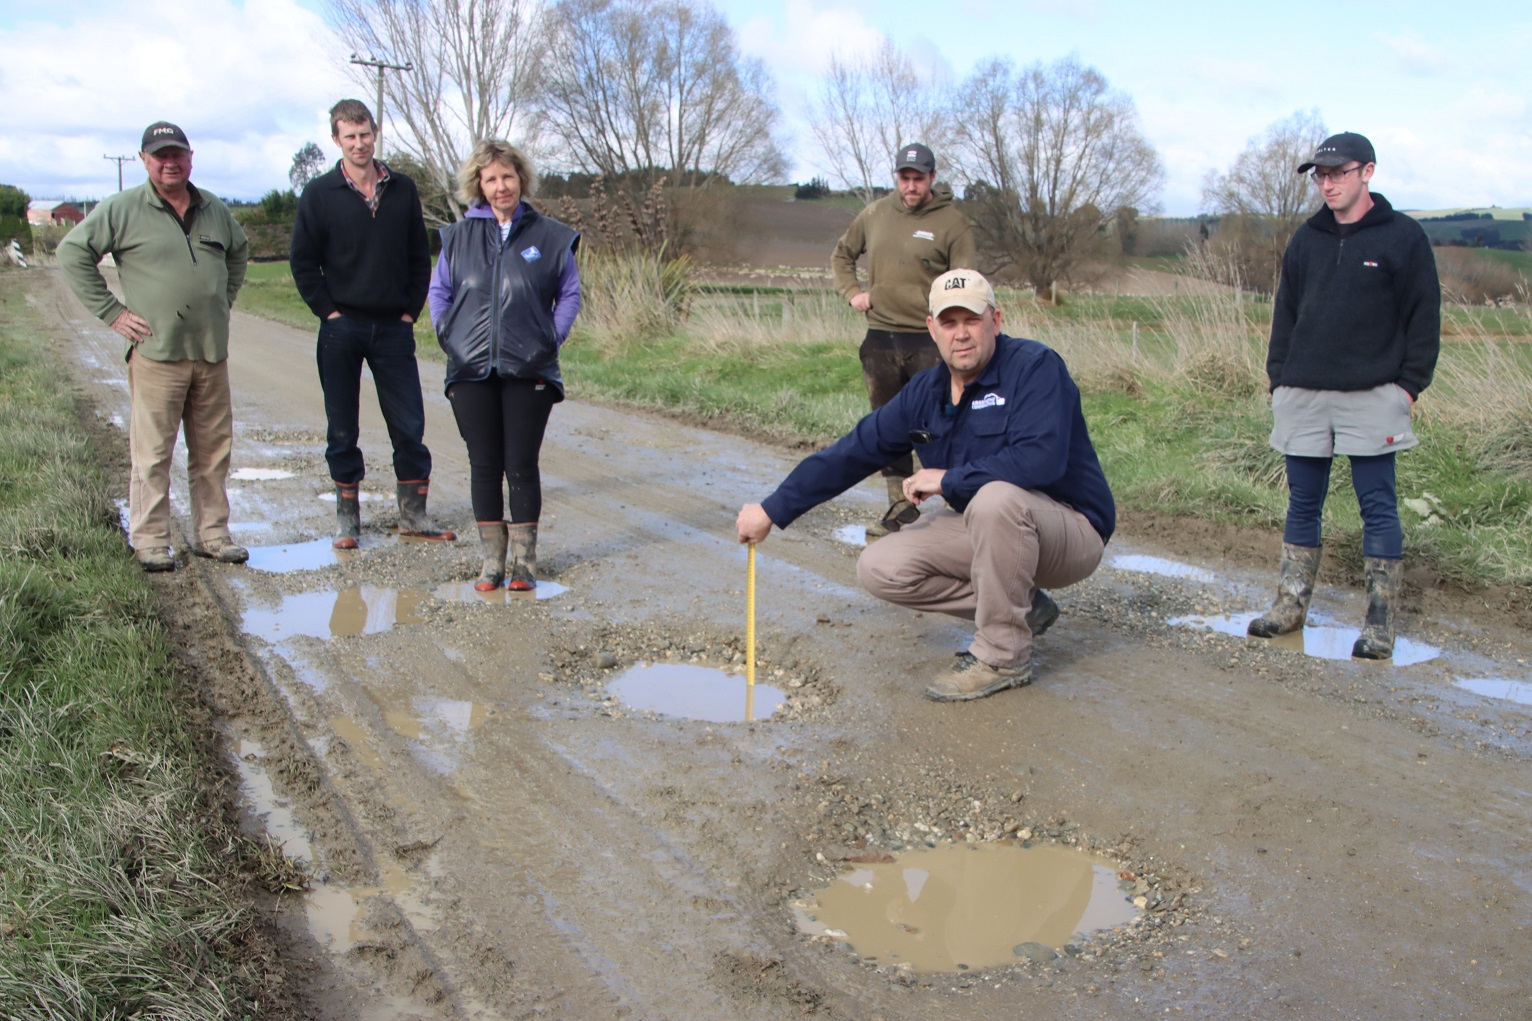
[521, 246, 542, 262]
[913, 230, 935, 241]
[1362, 260, 1379, 268]
[970, 392, 1006, 410]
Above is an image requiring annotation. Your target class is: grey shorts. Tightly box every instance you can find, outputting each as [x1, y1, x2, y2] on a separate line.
[1269, 383, 1418, 457]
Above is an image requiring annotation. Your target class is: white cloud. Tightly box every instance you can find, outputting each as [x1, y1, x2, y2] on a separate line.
[1375, 30, 1448, 75]
[0, 0, 353, 200]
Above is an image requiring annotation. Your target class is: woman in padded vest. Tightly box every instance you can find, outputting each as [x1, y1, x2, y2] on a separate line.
[428, 140, 581, 591]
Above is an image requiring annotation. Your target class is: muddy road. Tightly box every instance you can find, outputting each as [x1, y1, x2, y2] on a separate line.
[33, 267, 1532, 1020]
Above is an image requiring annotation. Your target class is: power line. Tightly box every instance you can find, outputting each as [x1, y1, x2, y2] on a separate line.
[102, 154, 134, 192]
[349, 53, 413, 157]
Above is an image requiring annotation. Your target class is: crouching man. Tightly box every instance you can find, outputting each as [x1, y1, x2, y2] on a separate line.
[736, 270, 1115, 701]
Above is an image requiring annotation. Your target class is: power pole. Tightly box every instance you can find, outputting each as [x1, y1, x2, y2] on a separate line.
[103, 154, 134, 192]
[349, 53, 413, 156]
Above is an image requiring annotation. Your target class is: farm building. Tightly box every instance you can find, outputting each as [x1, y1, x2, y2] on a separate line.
[28, 200, 85, 226]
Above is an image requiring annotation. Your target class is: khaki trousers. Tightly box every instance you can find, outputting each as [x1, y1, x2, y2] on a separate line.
[857, 481, 1105, 668]
[127, 353, 234, 550]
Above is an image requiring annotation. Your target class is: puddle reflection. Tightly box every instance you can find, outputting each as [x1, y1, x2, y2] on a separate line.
[231, 467, 296, 481]
[246, 538, 345, 573]
[608, 662, 785, 722]
[434, 579, 569, 602]
[243, 586, 428, 640]
[383, 697, 488, 774]
[793, 842, 1138, 973]
[832, 524, 868, 547]
[1170, 611, 1440, 666]
[1110, 553, 1215, 583]
[1453, 677, 1532, 706]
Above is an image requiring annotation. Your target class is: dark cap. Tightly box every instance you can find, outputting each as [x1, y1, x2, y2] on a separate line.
[894, 142, 936, 175]
[141, 121, 191, 154]
[1297, 132, 1374, 174]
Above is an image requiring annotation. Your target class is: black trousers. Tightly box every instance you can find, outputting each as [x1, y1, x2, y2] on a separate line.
[859, 328, 939, 479]
[446, 373, 557, 523]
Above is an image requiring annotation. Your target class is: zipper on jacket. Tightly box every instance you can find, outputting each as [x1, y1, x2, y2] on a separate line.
[490, 226, 506, 368]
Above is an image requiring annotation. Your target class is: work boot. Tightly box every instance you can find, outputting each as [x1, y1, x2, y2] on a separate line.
[135, 545, 175, 573]
[867, 476, 919, 539]
[506, 522, 538, 591]
[1026, 589, 1060, 638]
[925, 652, 1032, 702]
[396, 480, 456, 541]
[192, 536, 249, 564]
[475, 521, 508, 592]
[1352, 556, 1403, 660]
[333, 481, 362, 550]
[1248, 543, 1321, 638]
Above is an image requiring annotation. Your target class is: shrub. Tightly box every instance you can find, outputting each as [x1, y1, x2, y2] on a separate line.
[1434, 247, 1528, 305]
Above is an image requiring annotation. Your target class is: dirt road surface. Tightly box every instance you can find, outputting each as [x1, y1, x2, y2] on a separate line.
[30, 268, 1532, 1020]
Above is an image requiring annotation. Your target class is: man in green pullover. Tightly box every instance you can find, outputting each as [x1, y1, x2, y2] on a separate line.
[59, 121, 250, 572]
[832, 142, 977, 536]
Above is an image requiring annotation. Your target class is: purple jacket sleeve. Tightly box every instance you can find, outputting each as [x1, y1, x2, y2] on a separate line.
[553, 250, 582, 345]
[427, 248, 452, 328]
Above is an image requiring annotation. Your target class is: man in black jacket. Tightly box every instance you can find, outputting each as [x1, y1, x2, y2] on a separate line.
[290, 98, 453, 547]
[1247, 132, 1440, 660]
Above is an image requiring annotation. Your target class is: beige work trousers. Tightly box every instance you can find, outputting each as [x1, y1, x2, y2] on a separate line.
[127, 352, 234, 550]
[857, 481, 1104, 668]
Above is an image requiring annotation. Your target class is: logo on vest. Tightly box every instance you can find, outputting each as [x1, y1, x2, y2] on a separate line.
[970, 392, 1005, 410]
[521, 246, 542, 262]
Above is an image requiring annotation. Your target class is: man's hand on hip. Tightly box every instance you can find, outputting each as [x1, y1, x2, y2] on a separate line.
[110, 309, 152, 344]
[849, 292, 871, 313]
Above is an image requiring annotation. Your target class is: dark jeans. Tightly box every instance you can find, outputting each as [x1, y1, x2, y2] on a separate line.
[860, 328, 940, 479]
[316, 316, 431, 484]
[446, 373, 556, 523]
[1282, 453, 1403, 559]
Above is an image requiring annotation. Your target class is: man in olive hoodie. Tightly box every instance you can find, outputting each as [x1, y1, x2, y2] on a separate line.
[59, 121, 250, 572]
[832, 143, 977, 536]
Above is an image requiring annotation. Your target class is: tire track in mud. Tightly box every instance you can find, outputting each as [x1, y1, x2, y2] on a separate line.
[37, 266, 1532, 1021]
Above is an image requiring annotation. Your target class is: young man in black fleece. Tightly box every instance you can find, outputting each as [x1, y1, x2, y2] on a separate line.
[1248, 132, 1440, 660]
[290, 98, 453, 547]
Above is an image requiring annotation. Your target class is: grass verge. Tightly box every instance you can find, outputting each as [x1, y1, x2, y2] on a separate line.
[0, 270, 277, 1019]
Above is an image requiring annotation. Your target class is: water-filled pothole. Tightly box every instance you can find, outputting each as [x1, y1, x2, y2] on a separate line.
[832, 524, 868, 547]
[243, 586, 429, 640]
[246, 538, 349, 573]
[793, 842, 1139, 973]
[1109, 553, 1215, 583]
[1170, 610, 1440, 665]
[433, 579, 569, 602]
[1453, 677, 1532, 706]
[230, 467, 295, 481]
[607, 662, 785, 722]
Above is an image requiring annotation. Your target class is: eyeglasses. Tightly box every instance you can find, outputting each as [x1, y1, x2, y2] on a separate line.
[1310, 165, 1361, 183]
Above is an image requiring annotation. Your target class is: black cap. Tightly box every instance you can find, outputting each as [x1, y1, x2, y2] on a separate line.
[894, 142, 936, 175]
[141, 121, 191, 154]
[1297, 132, 1374, 174]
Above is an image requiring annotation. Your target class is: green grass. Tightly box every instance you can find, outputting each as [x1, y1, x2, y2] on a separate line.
[0, 270, 275, 1019]
[239, 261, 438, 336]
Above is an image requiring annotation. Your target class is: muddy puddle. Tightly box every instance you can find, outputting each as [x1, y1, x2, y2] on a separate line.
[793, 842, 1138, 973]
[1170, 610, 1441, 666]
[230, 737, 439, 954]
[832, 524, 868, 547]
[1453, 677, 1532, 706]
[380, 697, 490, 774]
[607, 662, 786, 722]
[240, 584, 429, 640]
[434, 579, 569, 602]
[231, 467, 296, 481]
[1108, 553, 1216, 583]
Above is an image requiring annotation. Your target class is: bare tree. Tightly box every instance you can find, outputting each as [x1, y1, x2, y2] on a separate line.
[289, 142, 328, 194]
[949, 56, 1164, 296]
[541, 0, 785, 189]
[325, 0, 546, 221]
[1200, 109, 1326, 293]
[806, 40, 946, 205]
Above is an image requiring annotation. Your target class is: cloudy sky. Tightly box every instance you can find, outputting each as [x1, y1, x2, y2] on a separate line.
[3, 0, 1528, 215]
